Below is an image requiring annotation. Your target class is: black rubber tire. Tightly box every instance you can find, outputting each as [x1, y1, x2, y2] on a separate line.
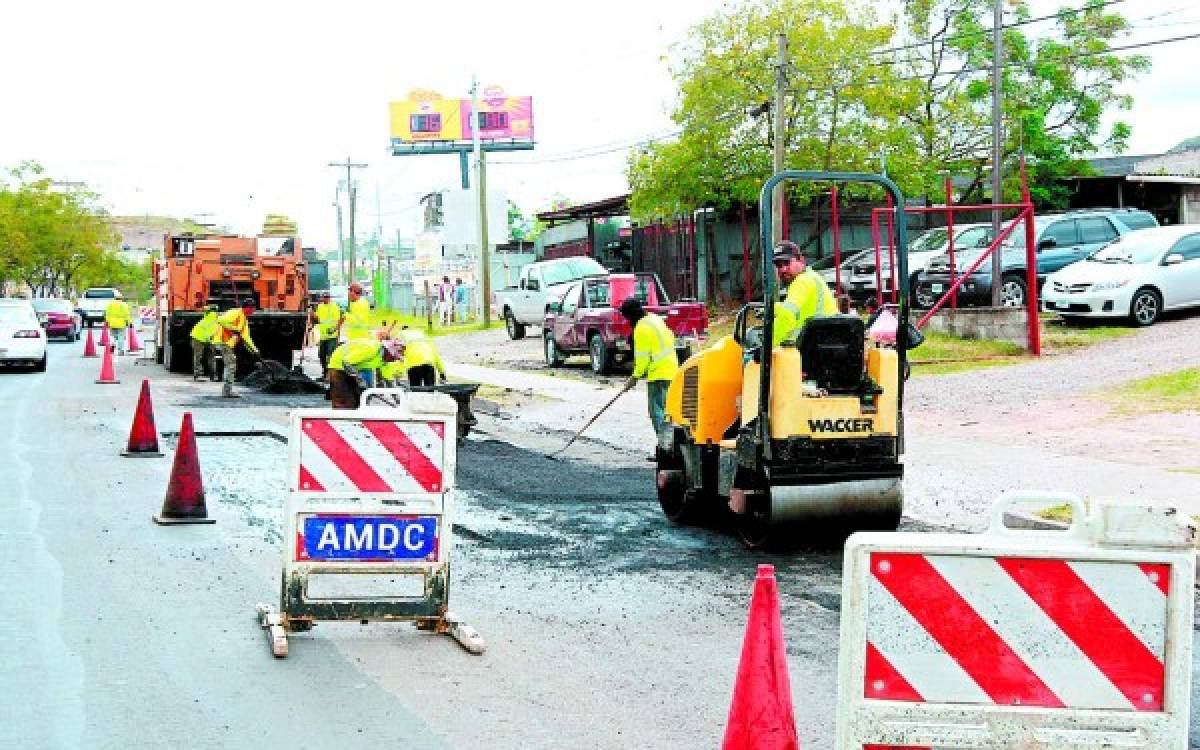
[655, 440, 703, 525]
[505, 309, 526, 340]
[162, 333, 176, 371]
[1129, 287, 1161, 327]
[999, 274, 1027, 308]
[589, 334, 611, 375]
[544, 333, 564, 367]
[33, 354, 47, 373]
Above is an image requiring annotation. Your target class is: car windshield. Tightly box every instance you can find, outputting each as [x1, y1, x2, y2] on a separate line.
[541, 258, 608, 286]
[1089, 236, 1164, 264]
[0, 306, 34, 323]
[84, 289, 115, 298]
[32, 299, 72, 313]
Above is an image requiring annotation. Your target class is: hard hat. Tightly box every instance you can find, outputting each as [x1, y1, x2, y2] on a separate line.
[772, 240, 803, 264]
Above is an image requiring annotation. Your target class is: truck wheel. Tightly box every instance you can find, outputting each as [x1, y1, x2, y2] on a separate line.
[589, 334, 611, 375]
[505, 309, 526, 340]
[544, 334, 564, 367]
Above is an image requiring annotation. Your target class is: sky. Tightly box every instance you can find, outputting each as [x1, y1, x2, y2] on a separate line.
[1, 0, 1197, 250]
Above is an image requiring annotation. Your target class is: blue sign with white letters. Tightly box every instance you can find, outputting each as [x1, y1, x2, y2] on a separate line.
[302, 515, 438, 561]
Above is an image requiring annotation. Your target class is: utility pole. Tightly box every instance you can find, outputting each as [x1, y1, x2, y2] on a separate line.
[333, 193, 346, 284]
[328, 158, 367, 283]
[990, 0, 1004, 306]
[471, 76, 491, 325]
[772, 32, 788, 247]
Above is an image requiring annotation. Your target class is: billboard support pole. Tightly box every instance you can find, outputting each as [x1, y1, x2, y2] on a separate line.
[471, 76, 491, 326]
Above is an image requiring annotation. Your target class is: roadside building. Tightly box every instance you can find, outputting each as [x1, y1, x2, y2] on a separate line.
[1064, 147, 1200, 226]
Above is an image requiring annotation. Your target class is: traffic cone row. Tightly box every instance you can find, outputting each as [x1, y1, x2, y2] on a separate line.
[722, 564, 799, 750]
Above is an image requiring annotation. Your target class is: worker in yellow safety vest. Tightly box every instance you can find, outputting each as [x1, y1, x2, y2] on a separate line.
[771, 240, 837, 347]
[104, 297, 132, 355]
[189, 306, 220, 380]
[342, 282, 372, 341]
[326, 338, 402, 409]
[211, 300, 260, 398]
[618, 296, 678, 451]
[311, 291, 343, 378]
[400, 330, 446, 387]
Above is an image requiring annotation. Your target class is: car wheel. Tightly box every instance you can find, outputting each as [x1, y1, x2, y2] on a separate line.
[544, 334, 564, 367]
[1129, 287, 1161, 327]
[589, 334, 611, 375]
[505, 309, 526, 340]
[33, 354, 47, 373]
[999, 275, 1027, 308]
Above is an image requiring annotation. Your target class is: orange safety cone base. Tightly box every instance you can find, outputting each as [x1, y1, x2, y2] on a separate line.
[152, 514, 215, 525]
[721, 564, 799, 750]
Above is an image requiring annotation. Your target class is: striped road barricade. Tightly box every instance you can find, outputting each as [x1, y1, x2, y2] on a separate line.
[256, 391, 484, 657]
[836, 491, 1195, 749]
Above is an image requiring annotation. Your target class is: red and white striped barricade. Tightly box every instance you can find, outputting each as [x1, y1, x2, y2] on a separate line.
[256, 391, 484, 657]
[835, 491, 1196, 749]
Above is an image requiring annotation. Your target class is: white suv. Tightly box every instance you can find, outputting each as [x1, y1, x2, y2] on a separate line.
[78, 287, 123, 325]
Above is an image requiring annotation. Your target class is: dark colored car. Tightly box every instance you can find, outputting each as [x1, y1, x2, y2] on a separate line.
[31, 298, 82, 341]
[915, 208, 1160, 308]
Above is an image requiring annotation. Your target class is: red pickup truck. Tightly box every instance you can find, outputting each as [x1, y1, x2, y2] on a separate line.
[542, 272, 708, 374]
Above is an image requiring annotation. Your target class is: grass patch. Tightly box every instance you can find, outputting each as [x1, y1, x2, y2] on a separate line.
[369, 309, 505, 337]
[1041, 319, 1135, 352]
[1107, 367, 1200, 415]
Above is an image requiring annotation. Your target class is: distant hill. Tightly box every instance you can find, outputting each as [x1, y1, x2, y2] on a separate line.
[1167, 136, 1200, 154]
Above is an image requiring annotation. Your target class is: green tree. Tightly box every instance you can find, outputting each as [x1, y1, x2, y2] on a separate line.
[628, 0, 919, 222]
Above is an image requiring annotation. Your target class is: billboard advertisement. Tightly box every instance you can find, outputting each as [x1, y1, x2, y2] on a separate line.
[390, 87, 532, 148]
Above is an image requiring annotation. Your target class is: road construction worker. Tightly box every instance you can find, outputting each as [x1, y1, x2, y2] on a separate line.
[189, 306, 220, 381]
[103, 296, 132, 355]
[342, 282, 372, 341]
[311, 291, 343, 378]
[771, 240, 837, 347]
[618, 296, 678, 443]
[401, 331, 446, 387]
[211, 300, 260, 398]
[326, 338, 402, 409]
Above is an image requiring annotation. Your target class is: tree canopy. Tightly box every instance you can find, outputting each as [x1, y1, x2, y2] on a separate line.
[628, 0, 1149, 218]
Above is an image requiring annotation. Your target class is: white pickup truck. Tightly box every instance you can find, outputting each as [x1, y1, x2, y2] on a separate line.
[493, 257, 609, 339]
[77, 287, 124, 326]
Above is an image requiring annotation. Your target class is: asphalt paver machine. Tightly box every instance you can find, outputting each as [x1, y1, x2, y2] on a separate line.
[655, 171, 914, 548]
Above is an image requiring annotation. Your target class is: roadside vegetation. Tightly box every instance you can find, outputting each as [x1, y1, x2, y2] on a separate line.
[1106, 367, 1200, 415]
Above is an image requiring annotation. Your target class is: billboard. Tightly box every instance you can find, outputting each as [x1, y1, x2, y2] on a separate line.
[390, 87, 533, 153]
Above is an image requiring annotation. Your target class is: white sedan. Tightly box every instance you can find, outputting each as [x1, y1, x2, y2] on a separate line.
[0, 298, 48, 371]
[1041, 225, 1200, 326]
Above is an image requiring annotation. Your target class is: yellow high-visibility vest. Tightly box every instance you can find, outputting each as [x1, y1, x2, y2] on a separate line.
[314, 302, 343, 341]
[190, 311, 219, 343]
[632, 313, 678, 382]
[773, 269, 837, 346]
[212, 308, 258, 353]
[343, 298, 371, 340]
[328, 340, 384, 373]
[104, 299, 131, 329]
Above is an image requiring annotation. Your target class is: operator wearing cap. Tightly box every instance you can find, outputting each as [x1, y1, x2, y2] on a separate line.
[342, 282, 372, 341]
[311, 291, 343, 378]
[326, 338, 403, 409]
[771, 240, 837, 347]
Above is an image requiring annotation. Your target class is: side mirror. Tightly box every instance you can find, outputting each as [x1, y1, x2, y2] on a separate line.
[1164, 253, 1185, 265]
[1037, 237, 1057, 252]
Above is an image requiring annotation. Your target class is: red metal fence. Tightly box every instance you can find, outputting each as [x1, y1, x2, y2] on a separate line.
[631, 217, 698, 302]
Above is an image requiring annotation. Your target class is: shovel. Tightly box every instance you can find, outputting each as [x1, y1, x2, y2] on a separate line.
[548, 382, 633, 458]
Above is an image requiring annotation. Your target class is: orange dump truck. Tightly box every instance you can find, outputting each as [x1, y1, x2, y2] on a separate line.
[154, 233, 311, 375]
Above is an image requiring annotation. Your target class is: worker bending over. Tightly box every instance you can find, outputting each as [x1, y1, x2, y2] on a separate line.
[619, 297, 678, 447]
[771, 240, 837, 346]
[342, 282, 372, 341]
[326, 338, 403, 409]
[104, 296, 132, 355]
[212, 300, 260, 398]
[189, 306, 219, 380]
[401, 331, 447, 387]
[311, 291, 343, 378]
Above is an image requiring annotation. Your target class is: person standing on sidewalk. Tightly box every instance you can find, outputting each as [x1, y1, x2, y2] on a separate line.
[104, 296, 132, 355]
[618, 297, 678, 452]
[343, 283, 372, 341]
[437, 276, 454, 326]
[211, 300, 260, 398]
[189, 306, 219, 380]
[311, 291, 343, 378]
[453, 277, 469, 322]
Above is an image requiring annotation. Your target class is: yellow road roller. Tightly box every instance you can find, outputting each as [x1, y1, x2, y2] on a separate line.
[654, 171, 915, 547]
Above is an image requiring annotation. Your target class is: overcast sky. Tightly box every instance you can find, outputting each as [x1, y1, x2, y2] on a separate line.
[1, 0, 1196, 249]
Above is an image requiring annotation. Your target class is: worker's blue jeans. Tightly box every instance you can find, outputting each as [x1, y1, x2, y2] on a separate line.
[647, 380, 670, 438]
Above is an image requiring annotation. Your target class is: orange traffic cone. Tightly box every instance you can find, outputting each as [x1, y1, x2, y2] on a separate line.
[95, 342, 120, 384]
[721, 564, 798, 750]
[153, 412, 215, 525]
[99, 324, 111, 348]
[128, 324, 142, 353]
[122, 379, 163, 457]
[83, 327, 98, 357]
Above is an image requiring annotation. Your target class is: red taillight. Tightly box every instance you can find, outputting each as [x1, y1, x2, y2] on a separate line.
[14, 329, 41, 338]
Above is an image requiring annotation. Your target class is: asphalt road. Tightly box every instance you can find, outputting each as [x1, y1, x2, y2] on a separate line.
[4, 337, 1200, 749]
